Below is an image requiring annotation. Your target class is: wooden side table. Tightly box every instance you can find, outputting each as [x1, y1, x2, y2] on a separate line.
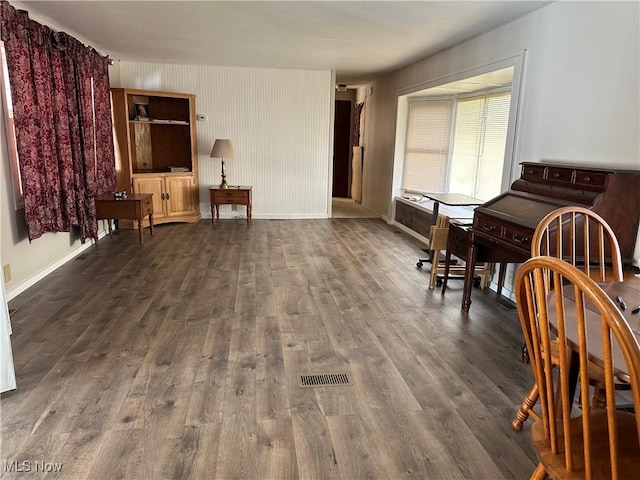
[209, 186, 252, 225]
[95, 193, 154, 244]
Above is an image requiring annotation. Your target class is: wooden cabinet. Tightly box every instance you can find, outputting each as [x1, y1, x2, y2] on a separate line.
[111, 88, 201, 227]
[133, 174, 197, 223]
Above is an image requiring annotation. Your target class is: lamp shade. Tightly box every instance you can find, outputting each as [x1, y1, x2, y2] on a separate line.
[210, 139, 236, 158]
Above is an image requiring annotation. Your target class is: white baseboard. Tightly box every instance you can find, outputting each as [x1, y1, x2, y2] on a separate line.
[5, 230, 108, 302]
[201, 213, 330, 220]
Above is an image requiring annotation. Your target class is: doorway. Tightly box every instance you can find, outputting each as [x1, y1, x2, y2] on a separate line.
[332, 99, 352, 198]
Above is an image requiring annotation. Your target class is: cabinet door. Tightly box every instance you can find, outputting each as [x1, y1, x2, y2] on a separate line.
[133, 175, 166, 219]
[165, 174, 196, 217]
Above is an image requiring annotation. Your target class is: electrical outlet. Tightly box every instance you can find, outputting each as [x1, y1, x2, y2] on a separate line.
[3, 264, 11, 282]
[232, 204, 238, 212]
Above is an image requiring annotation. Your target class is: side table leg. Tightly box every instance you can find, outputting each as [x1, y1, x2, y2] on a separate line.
[211, 204, 215, 225]
[138, 220, 144, 244]
[149, 214, 154, 236]
[247, 203, 252, 224]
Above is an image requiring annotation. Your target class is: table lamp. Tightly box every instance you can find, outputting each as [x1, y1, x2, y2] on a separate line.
[210, 139, 236, 188]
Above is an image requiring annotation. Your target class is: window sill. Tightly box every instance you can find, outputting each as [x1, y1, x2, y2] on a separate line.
[395, 195, 475, 221]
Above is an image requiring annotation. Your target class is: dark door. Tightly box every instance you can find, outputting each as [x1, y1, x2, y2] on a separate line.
[332, 100, 351, 198]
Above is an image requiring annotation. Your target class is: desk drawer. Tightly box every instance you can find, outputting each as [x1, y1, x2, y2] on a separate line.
[521, 164, 546, 182]
[141, 196, 153, 216]
[504, 224, 532, 250]
[574, 170, 608, 190]
[546, 167, 572, 184]
[447, 224, 471, 260]
[213, 191, 248, 204]
[474, 216, 502, 238]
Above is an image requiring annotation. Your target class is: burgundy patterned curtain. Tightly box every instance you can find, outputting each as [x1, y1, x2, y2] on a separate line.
[0, 1, 115, 242]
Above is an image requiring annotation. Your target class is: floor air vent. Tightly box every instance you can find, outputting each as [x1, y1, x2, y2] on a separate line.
[298, 373, 352, 388]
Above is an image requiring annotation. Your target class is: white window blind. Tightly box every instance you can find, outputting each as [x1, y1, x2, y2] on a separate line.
[449, 91, 511, 200]
[449, 97, 483, 196]
[403, 88, 511, 201]
[402, 98, 453, 192]
[449, 90, 511, 200]
[478, 92, 511, 200]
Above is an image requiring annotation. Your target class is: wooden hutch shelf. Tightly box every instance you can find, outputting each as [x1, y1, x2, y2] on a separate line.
[110, 88, 201, 228]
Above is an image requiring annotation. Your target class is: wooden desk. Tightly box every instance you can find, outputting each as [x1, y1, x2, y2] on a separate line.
[210, 186, 252, 225]
[95, 193, 154, 244]
[461, 162, 640, 313]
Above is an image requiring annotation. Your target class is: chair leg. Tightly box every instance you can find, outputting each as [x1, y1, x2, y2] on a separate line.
[530, 463, 547, 480]
[512, 383, 539, 431]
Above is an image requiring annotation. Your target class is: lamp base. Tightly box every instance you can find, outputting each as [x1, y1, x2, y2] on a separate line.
[220, 159, 229, 188]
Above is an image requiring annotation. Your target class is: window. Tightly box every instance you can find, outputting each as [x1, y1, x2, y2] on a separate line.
[449, 89, 511, 200]
[0, 1, 117, 242]
[403, 99, 453, 193]
[401, 68, 514, 202]
[1, 41, 105, 212]
[0, 41, 23, 210]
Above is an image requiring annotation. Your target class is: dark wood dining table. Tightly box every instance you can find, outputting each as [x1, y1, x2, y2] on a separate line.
[551, 279, 640, 382]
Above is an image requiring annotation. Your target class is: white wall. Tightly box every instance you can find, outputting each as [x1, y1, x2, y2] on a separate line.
[364, 0, 640, 262]
[114, 62, 333, 219]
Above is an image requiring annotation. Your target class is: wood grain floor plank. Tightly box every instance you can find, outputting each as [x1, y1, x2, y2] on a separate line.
[256, 418, 299, 480]
[85, 428, 146, 479]
[326, 414, 394, 479]
[2, 219, 537, 479]
[214, 351, 258, 479]
[255, 315, 291, 421]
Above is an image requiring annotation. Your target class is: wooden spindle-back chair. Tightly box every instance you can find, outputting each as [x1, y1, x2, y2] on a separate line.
[515, 256, 640, 479]
[512, 206, 629, 431]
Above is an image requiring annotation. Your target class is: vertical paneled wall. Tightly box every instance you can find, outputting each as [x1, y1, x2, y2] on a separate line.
[115, 62, 333, 218]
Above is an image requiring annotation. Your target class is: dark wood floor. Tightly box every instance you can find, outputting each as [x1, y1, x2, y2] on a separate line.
[2, 218, 537, 479]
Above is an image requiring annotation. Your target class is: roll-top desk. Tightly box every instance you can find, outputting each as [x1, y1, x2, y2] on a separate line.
[462, 162, 640, 312]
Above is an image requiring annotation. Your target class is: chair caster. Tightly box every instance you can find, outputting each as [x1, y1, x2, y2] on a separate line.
[417, 261, 423, 269]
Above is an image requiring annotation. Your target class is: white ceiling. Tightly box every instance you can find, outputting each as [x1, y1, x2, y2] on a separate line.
[410, 66, 514, 97]
[16, 1, 550, 83]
